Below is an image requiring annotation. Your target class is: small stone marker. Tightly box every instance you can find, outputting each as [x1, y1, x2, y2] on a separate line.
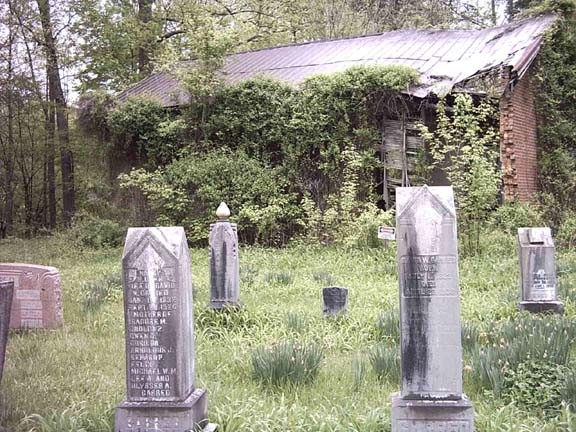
[322, 287, 348, 316]
[0, 281, 14, 385]
[208, 202, 241, 309]
[518, 227, 563, 314]
[0, 264, 63, 329]
[115, 227, 209, 432]
[391, 186, 474, 431]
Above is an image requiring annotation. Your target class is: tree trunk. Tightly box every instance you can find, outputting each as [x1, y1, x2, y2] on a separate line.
[3, 9, 16, 234]
[138, 0, 154, 76]
[37, 0, 75, 227]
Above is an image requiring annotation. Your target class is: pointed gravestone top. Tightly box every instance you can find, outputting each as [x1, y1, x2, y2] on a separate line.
[396, 185, 462, 400]
[216, 202, 231, 220]
[121, 227, 195, 402]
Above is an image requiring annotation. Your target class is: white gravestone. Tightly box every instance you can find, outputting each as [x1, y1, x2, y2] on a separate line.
[518, 227, 563, 314]
[391, 186, 474, 431]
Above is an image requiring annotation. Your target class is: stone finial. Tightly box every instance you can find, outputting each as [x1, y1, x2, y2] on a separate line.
[216, 202, 231, 220]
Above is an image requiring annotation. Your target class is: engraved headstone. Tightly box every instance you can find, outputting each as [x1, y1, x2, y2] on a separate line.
[0, 281, 14, 385]
[208, 203, 241, 309]
[391, 186, 474, 431]
[322, 287, 348, 316]
[518, 227, 563, 314]
[115, 227, 209, 432]
[0, 264, 63, 329]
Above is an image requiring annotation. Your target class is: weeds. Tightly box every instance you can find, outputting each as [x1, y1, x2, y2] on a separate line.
[251, 340, 323, 387]
[369, 344, 399, 383]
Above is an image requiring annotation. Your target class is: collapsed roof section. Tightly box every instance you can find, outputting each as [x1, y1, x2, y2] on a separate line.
[118, 14, 557, 107]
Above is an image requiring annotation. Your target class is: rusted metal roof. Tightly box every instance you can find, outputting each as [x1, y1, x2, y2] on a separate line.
[118, 14, 557, 106]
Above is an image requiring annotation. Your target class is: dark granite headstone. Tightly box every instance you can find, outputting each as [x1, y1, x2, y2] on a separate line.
[115, 227, 210, 432]
[0, 281, 14, 385]
[208, 203, 241, 309]
[391, 186, 474, 431]
[0, 264, 63, 329]
[518, 227, 563, 313]
[322, 287, 348, 316]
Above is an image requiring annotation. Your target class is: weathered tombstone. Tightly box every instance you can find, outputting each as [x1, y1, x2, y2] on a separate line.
[518, 227, 563, 314]
[208, 203, 241, 309]
[0, 281, 14, 385]
[115, 227, 210, 432]
[322, 287, 348, 316]
[0, 264, 63, 329]
[391, 185, 474, 431]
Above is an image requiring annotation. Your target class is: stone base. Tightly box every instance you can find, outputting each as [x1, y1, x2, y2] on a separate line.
[115, 389, 208, 432]
[207, 300, 242, 310]
[391, 392, 474, 431]
[519, 301, 564, 314]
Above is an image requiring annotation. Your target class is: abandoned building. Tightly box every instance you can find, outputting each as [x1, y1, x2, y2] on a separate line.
[119, 14, 557, 207]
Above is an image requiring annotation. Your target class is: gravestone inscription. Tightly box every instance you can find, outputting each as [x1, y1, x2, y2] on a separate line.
[0, 281, 14, 385]
[518, 227, 563, 314]
[208, 202, 241, 309]
[0, 264, 63, 329]
[115, 227, 210, 432]
[391, 186, 474, 431]
[322, 287, 348, 316]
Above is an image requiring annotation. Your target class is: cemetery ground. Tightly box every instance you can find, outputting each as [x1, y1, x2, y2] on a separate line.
[1, 232, 576, 431]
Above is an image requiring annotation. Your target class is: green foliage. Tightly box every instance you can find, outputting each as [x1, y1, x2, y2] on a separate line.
[375, 310, 400, 345]
[251, 340, 324, 387]
[502, 360, 566, 416]
[369, 344, 400, 382]
[264, 271, 294, 286]
[469, 314, 576, 396]
[489, 202, 544, 235]
[419, 93, 501, 255]
[535, 8, 576, 227]
[107, 98, 186, 166]
[71, 214, 124, 249]
[352, 354, 368, 392]
[119, 149, 301, 245]
[556, 212, 576, 249]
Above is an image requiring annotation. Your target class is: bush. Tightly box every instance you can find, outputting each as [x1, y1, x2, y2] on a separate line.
[119, 149, 303, 245]
[71, 214, 124, 249]
[556, 211, 576, 250]
[251, 340, 323, 386]
[489, 201, 543, 234]
[502, 360, 566, 416]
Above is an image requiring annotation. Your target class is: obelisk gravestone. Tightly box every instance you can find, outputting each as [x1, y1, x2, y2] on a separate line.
[391, 186, 474, 431]
[518, 227, 563, 314]
[322, 287, 348, 316]
[0, 281, 14, 385]
[208, 203, 241, 309]
[115, 227, 209, 432]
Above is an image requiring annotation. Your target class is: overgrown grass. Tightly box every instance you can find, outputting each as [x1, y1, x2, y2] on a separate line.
[0, 232, 575, 431]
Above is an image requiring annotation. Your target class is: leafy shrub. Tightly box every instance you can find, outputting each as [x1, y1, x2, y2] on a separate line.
[489, 201, 543, 234]
[108, 98, 186, 166]
[71, 214, 124, 249]
[556, 212, 576, 250]
[251, 340, 323, 386]
[369, 344, 400, 382]
[119, 149, 302, 245]
[502, 360, 566, 416]
[340, 205, 395, 248]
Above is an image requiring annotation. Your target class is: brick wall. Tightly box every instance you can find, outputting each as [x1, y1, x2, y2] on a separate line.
[500, 68, 539, 202]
